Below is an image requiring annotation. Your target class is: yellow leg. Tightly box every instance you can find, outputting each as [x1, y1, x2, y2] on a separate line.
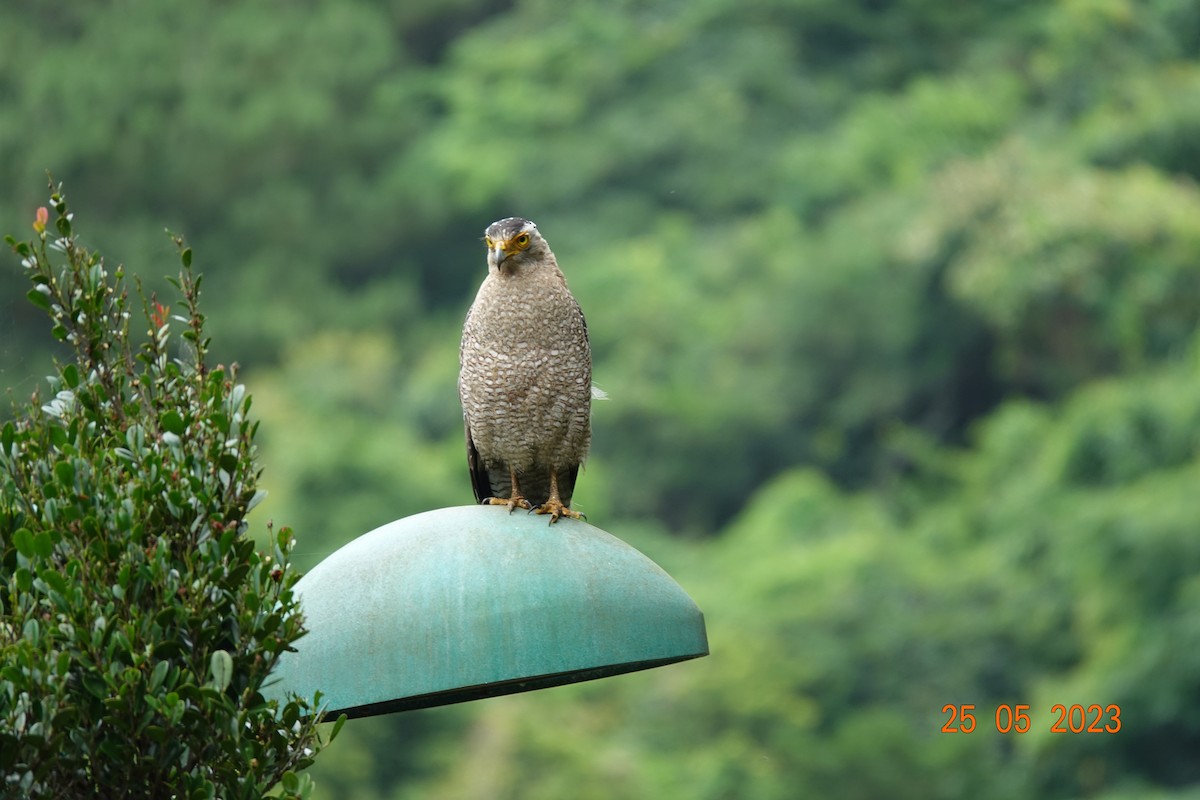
[483, 467, 532, 513]
[533, 471, 585, 524]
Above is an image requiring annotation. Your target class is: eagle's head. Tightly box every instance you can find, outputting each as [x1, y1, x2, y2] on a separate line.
[483, 217, 551, 276]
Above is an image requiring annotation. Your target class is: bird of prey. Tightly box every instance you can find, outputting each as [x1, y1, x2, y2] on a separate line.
[459, 217, 592, 523]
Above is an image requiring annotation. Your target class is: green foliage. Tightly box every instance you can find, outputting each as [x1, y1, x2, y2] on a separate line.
[250, 329, 465, 563]
[3, 0, 1200, 797]
[389, 353, 1200, 800]
[4, 0, 1200, 532]
[0, 188, 333, 798]
[903, 143, 1200, 396]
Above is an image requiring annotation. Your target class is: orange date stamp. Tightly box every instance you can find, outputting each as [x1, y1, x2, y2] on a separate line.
[940, 704, 1121, 734]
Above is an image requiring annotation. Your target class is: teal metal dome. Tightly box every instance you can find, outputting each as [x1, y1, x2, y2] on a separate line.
[265, 505, 708, 718]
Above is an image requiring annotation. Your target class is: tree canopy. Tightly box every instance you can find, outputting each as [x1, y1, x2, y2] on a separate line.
[3, 0, 1199, 797]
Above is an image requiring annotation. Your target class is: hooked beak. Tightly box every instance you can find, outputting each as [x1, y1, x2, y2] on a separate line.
[489, 243, 513, 273]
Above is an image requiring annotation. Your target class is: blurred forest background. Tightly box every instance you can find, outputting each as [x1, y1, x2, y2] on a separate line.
[4, 0, 1200, 797]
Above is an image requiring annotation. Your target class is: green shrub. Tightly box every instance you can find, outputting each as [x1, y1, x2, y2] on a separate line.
[0, 185, 338, 799]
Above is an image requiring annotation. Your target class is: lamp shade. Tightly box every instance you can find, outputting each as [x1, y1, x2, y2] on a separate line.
[264, 505, 708, 718]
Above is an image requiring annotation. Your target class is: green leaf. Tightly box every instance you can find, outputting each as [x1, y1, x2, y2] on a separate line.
[54, 460, 75, 488]
[246, 489, 267, 513]
[160, 410, 186, 435]
[1, 421, 14, 452]
[153, 641, 185, 659]
[61, 363, 80, 389]
[32, 531, 54, 559]
[209, 650, 233, 691]
[26, 287, 51, 311]
[48, 425, 67, 449]
[13, 529, 35, 558]
[97, 739, 124, 761]
[328, 713, 348, 742]
[14, 567, 32, 592]
[126, 424, 146, 452]
[22, 619, 40, 645]
[181, 247, 192, 267]
[149, 660, 170, 693]
[281, 772, 300, 794]
[38, 568, 67, 595]
[82, 674, 107, 700]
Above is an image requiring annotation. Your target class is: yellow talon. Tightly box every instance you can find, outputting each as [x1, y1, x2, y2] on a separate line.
[533, 497, 585, 524]
[484, 495, 531, 513]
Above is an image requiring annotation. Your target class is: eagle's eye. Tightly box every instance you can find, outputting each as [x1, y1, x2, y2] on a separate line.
[513, 233, 531, 249]
[484, 236, 495, 249]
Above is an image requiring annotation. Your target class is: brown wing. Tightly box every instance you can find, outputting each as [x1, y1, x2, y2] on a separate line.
[558, 463, 581, 507]
[465, 423, 502, 504]
[554, 295, 587, 507]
